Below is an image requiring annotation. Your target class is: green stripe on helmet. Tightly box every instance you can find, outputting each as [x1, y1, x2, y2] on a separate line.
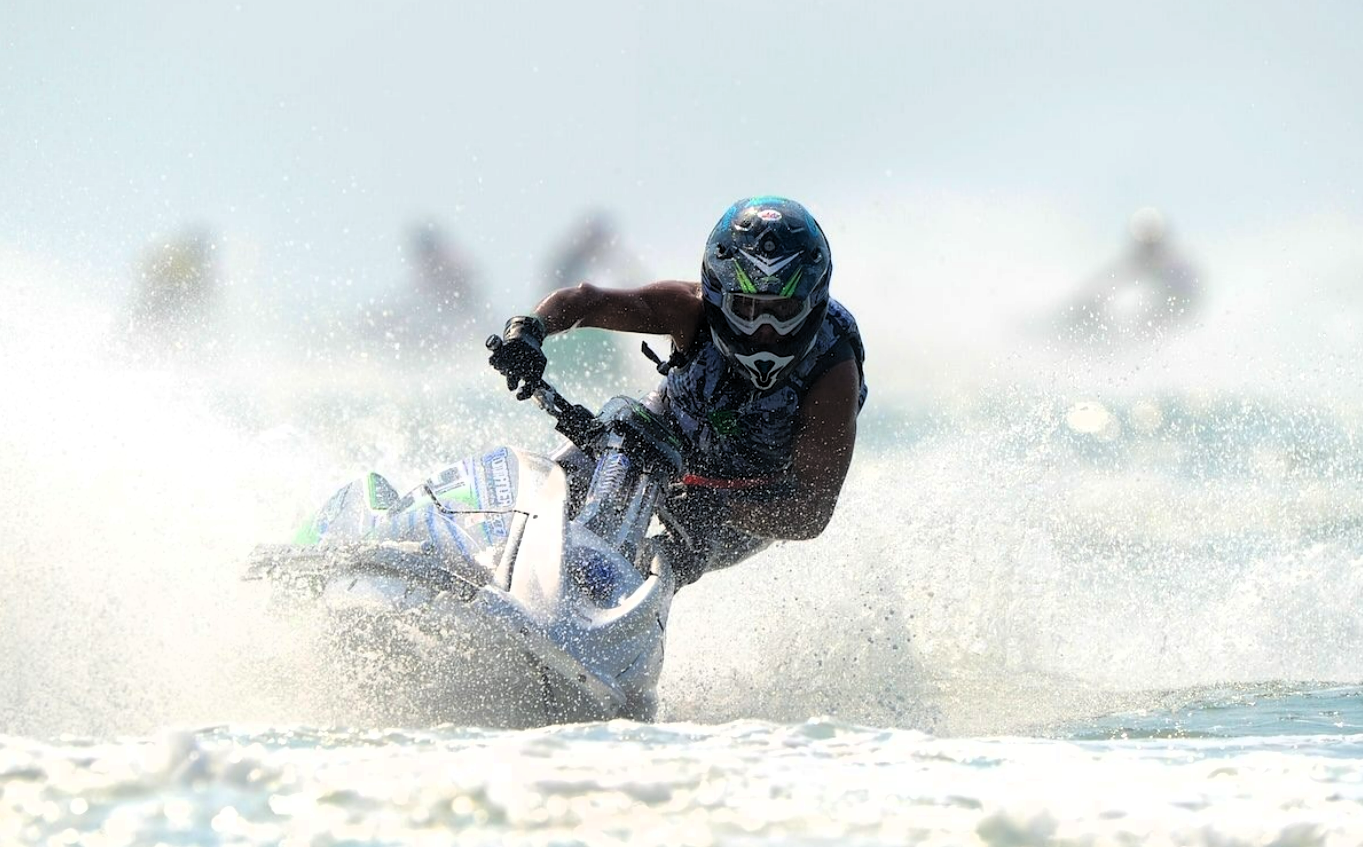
[780, 267, 803, 297]
[732, 259, 758, 294]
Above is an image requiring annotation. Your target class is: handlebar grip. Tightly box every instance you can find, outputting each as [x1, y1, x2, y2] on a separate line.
[485, 335, 601, 450]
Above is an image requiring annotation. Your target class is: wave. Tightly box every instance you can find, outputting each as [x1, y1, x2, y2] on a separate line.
[3, 245, 1363, 738]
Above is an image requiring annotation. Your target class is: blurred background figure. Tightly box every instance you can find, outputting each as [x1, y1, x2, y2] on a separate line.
[410, 219, 480, 313]
[543, 209, 649, 291]
[356, 219, 485, 368]
[1060, 207, 1203, 345]
[125, 224, 219, 357]
[538, 209, 651, 403]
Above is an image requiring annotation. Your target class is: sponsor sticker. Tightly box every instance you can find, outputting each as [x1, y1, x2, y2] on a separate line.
[482, 447, 515, 508]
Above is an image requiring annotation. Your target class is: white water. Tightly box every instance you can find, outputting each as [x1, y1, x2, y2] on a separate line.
[9, 720, 1363, 847]
[5, 209, 1363, 845]
[4, 206, 1363, 741]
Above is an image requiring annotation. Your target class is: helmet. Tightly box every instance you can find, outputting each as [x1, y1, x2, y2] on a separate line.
[700, 197, 832, 390]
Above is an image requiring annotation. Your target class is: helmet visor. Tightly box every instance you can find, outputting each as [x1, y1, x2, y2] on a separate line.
[721, 293, 812, 336]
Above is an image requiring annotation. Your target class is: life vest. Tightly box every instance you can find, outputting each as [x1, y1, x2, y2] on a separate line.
[654, 298, 867, 480]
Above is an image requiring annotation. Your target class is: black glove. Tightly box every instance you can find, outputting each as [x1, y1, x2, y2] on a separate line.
[486, 315, 547, 400]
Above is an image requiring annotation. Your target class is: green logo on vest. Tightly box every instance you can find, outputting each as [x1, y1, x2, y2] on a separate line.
[708, 409, 741, 437]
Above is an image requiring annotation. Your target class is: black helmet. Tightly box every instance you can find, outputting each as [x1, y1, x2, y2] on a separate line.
[700, 197, 832, 390]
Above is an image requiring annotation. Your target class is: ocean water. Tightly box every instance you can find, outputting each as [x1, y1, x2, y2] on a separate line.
[5, 237, 1363, 846]
[7, 693, 1363, 847]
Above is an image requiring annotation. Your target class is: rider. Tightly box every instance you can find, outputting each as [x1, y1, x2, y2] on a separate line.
[1061, 207, 1203, 344]
[489, 196, 867, 587]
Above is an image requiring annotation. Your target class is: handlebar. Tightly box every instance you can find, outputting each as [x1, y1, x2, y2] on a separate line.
[486, 333, 684, 477]
[486, 334, 602, 450]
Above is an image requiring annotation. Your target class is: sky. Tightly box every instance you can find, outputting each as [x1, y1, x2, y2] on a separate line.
[3, 0, 1362, 362]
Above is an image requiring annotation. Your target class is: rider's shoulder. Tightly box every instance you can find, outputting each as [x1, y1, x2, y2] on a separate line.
[808, 303, 868, 410]
[801, 356, 862, 415]
[812, 353, 859, 386]
[641, 280, 703, 299]
[625, 280, 703, 348]
[826, 297, 862, 327]
[642, 280, 704, 319]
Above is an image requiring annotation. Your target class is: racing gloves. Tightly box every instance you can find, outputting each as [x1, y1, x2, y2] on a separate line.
[487, 315, 548, 400]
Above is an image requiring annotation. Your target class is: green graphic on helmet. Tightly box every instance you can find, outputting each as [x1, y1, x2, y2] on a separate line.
[732, 260, 759, 294]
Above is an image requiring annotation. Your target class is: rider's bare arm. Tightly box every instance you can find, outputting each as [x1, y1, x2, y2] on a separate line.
[534, 280, 858, 541]
[534, 281, 704, 353]
[727, 357, 860, 540]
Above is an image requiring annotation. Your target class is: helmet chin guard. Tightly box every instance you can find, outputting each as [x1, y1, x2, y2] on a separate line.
[701, 197, 832, 390]
[710, 327, 802, 391]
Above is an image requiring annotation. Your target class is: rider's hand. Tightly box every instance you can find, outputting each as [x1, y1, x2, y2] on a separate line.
[486, 315, 548, 400]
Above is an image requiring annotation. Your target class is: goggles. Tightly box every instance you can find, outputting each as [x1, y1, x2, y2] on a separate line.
[721, 293, 813, 336]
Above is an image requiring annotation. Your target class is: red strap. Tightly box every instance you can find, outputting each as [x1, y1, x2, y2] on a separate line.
[681, 473, 774, 490]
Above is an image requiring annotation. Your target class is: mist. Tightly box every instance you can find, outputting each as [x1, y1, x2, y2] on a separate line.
[4, 1, 1363, 737]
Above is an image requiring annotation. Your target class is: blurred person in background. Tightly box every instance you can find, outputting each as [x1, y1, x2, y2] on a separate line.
[489, 196, 867, 588]
[543, 209, 649, 292]
[356, 219, 485, 367]
[410, 219, 480, 312]
[125, 224, 219, 357]
[1061, 207, 1203, 344]
[536, 209, 651, 396]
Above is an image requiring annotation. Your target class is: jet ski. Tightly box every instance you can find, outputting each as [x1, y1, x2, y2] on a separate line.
[245, 366, 687, 728]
